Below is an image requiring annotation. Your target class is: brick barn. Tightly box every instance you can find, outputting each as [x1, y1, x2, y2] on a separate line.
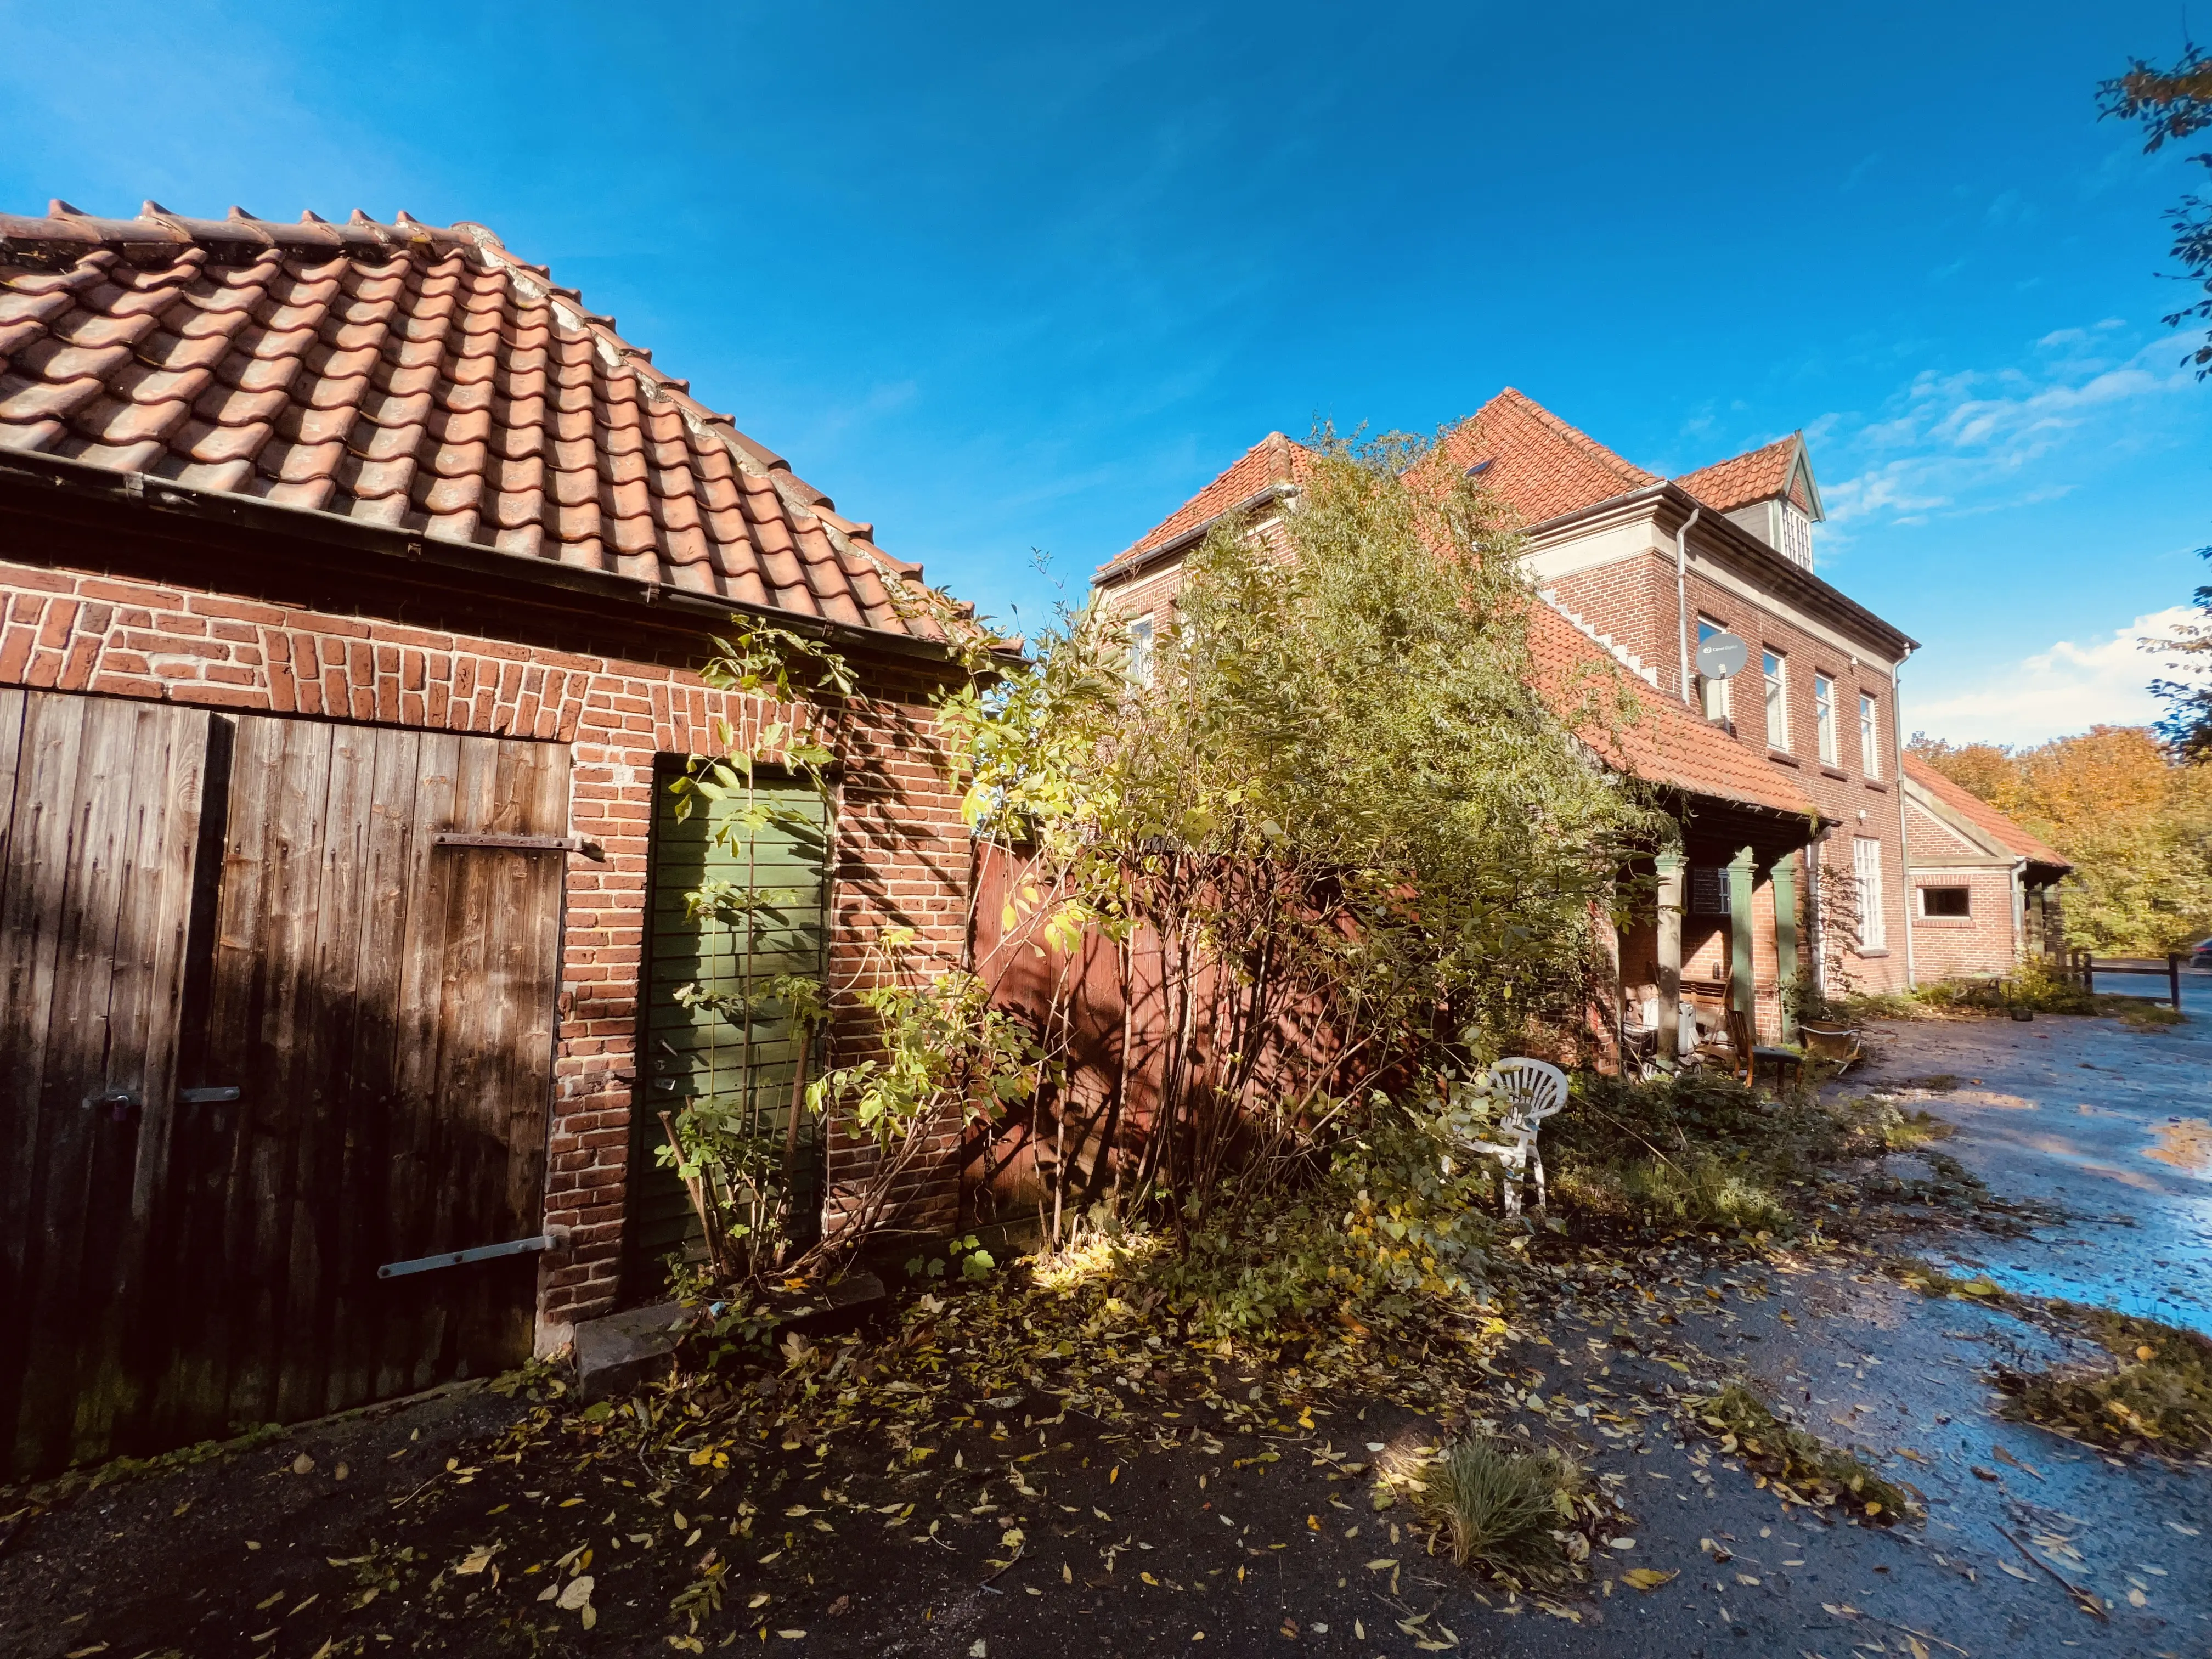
[0, 202, 977, 1477]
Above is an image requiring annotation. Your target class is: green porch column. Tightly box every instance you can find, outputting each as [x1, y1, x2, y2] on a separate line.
[1773, 852, 1800, 1041]
[1728, 847, 1757, 1035]
[1655, 851, 1684, 1064]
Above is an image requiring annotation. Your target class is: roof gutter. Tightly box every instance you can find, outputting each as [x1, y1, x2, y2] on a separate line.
[1093, 483, 1298, 589]
[0, 447, 970, 667]
[1526, 482, 1917, 662]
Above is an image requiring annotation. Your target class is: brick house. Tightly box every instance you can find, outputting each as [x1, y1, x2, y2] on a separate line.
[0, 202, 977, 1475]
[1093, 391, 2063, 1053]
[1901, 754, 2070, 977]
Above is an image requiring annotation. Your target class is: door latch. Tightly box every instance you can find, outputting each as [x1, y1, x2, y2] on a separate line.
[87, 1090, 139, 1123]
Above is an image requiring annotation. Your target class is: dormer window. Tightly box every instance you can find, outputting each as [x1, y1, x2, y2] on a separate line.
[1780, 504, 1813, 570]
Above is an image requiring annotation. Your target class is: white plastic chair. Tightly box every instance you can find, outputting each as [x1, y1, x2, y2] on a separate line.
[1454, 1057, 1570, 1215]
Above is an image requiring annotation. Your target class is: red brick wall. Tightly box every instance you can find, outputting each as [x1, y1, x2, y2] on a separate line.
[1903, 794, 2020, 979]
[1577, 560, 1913, 992]
[0, 554, 970, 1334]
[1547, 551, 1680, 694]
[1905, 871, 2018, 979]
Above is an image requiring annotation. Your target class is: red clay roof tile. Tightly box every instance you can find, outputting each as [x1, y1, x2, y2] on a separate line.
[1673, 436, 1801, 516]
[1095, 430, 1310, 578]
[1900, 755, 2071, 871]
[0, 204, 958, 642]
[1438, 388, 1662, 526]
[1525, 598, 1816, 819]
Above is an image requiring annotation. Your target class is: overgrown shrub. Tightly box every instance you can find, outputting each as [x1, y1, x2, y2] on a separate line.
[1916, 959, 2095, 1016]
[1542, 1070, 1831, 1234]
[1126, 1094, 1504, 1343]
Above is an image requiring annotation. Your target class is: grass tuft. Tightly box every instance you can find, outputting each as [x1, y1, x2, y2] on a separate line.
[1400, 1435, 1582, 1580]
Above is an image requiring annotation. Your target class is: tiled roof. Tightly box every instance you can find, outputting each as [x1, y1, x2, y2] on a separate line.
[1673, 435, 1804, 517]
[1440, 388, 1662, 526]
[1092, 417, 1816, 822]
[1902, 755, 2072, 871]
[0, 202, 950, 641]
[1528, 599, 1816, 820]
[1096, 431, 1308, 579]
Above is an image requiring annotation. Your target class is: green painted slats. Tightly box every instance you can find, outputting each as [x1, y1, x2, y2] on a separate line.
[626, 766, 830, 1283]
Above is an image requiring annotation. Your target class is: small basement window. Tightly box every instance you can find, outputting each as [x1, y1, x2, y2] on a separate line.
[1917, 885, 1971, 918]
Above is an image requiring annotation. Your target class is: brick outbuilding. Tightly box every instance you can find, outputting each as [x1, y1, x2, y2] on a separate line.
[0, 203, 978, 1476]
[1901, 754, 2070, 977]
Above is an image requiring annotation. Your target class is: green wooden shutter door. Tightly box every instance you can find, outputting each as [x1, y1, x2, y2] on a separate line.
[627, 766, 831, 1284]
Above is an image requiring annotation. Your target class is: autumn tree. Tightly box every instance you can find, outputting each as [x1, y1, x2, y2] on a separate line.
[2147, 546, 2212, 761]
[2101, 44, 2212, 375]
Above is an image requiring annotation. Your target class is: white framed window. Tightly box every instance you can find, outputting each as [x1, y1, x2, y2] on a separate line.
[1780, 505, 1813, 570]
[1814, 673, 1838, 765]
[1853, 836, 1888, 951]
[1697, 617, 1731, 723]
[1763, 650, 1789, 751]
[1859, 691, 1881, 778]
[1126, 616, 1155, 685]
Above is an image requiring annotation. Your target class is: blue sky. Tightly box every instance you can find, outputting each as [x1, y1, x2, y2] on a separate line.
[3, 0, 2206, 745]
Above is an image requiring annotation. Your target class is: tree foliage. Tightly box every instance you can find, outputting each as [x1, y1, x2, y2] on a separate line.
[2147, 545, 2212, 761]
[670, 431, 1670, 1273]
[1909, 725, 2212, 951]
[947, 428, 1666, 1234]
[2101, 44, 2212, 376]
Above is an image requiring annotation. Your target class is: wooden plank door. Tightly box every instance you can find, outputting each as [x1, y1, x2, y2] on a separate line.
[624, 765, 830, 1291]
[145, 720, 568, 1450]
[0, 690, 211, 1477]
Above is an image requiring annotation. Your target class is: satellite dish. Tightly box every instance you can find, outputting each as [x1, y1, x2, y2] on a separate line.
[1697, 631, 1749, 681]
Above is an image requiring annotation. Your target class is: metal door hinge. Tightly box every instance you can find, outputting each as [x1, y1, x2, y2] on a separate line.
[430, 832, 607, 861]
[178, 1086, 241, 1104]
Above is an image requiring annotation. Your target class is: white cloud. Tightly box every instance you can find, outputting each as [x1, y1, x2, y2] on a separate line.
[1906, 607, 2199, 746]
[1816, 333, 2197, 540]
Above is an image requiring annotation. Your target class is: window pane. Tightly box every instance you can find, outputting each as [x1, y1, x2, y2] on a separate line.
[1918, 886, 1970, 918]
[1859, 693, 1880, 778]
[1126, 617, 1155, 685]
[1763, 651, 1788, 750]
[1814, 674, 1837, 764]
[1853, 836, 1887, 949]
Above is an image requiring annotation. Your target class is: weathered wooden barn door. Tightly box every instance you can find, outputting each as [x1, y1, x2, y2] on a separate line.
[146, 721, 568, 1447]
[0, 690, 211, 1479]
[625, 764, 830, 1291]
[1, 691, 569, 1478]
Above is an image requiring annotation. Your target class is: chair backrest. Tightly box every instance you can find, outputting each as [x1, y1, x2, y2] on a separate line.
[1726, 1006, 1757, 1057]
[1489, 1057, 1569, 1131]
